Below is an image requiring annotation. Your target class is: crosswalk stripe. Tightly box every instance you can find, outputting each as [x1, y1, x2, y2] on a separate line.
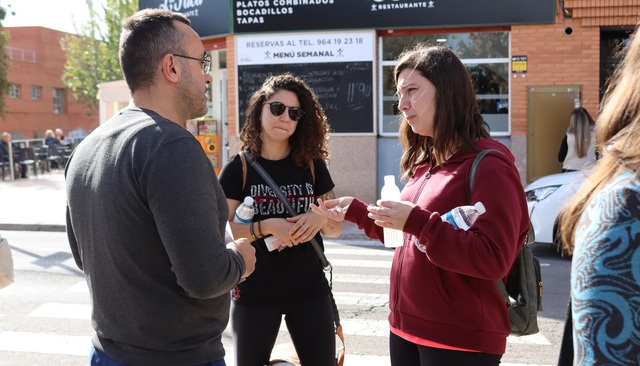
[325, 239, 382, 247]
[330, 258, 392, 268]
[0, 332, 553, 366]
[507, 333, 551, 345]
[325, 247, 394, 256]
[223, 347, 394, 366]
[333, 273, 390, 284]
[29, 302, 91, 320]
[0, 331, 91, 356]
[273, 318, 388, 337]
[334, 291, 389, 307]
[68, 281, 89, 293]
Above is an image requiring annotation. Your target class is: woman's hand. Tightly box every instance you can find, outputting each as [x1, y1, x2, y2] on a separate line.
[261, 218, 299, 248]
[286, 211, 327, 243]
[310, 197, 354, 222]
[367, 199, 416, 231]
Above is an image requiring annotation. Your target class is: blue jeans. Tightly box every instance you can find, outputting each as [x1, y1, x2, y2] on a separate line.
[90, 346, 226, 366]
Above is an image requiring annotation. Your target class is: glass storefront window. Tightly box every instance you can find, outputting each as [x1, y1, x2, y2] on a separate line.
[380, 31, 510, 136]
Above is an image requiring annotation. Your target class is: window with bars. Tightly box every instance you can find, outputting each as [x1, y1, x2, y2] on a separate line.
[53, 88, 66, 114]
[9, 84, 20, 99]
[31, 85, 42, 100]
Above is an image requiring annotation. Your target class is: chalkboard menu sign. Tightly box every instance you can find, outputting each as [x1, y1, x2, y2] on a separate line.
[236, 31, 375, 134]
[237, 62, 374, 133]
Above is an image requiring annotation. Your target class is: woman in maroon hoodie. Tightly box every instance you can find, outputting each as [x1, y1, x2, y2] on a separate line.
[312, 45, 529, 365]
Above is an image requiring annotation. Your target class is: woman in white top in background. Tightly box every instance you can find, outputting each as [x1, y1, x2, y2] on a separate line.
[557, 107, 596, 172]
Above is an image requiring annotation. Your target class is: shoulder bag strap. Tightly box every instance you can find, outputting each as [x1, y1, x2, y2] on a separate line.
[239, 152, 248, 192]
[466, 149, 511, 305]
[242, 151, 331, 270]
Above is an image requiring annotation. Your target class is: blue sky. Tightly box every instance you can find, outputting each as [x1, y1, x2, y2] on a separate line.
[3, 0, 105, 34]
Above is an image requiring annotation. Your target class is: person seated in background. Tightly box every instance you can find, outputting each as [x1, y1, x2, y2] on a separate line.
[0, 132, 27, 178]
[44, 129, 59, 146]
[0, 132, 10, 162]
[557, 107, 596, 172]
[54, 128, 69, 145]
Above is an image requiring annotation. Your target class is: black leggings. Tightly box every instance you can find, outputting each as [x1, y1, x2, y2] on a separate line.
[231, 295, 335, 366]
[389, 332, 502, 366]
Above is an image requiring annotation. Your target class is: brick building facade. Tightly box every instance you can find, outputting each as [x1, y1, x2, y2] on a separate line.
[131, 1, 640, 202]
[2, 27, 98, 140]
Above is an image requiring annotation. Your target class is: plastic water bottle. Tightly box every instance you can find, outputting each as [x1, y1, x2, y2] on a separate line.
[381, 175, 403, 248]
[234, 196, 254, 224]
[442, 202, 486, 231]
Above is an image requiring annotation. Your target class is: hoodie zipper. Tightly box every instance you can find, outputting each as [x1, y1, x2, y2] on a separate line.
[391, 163, 433, 328]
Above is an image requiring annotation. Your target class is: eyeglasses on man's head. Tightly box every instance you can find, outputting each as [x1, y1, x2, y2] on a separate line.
[266, 101, 305, 121]
[172, 53, 211, 74]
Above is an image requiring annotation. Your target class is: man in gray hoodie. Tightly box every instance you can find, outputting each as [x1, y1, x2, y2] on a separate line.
[65, 8, 255, 366]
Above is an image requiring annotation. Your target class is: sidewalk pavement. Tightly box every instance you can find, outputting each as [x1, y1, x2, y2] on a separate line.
[0, 170, 67, 232]
[0, 170, 370, 239]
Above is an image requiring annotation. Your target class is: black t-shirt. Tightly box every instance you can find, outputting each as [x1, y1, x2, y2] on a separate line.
[219, 153, 335, 305]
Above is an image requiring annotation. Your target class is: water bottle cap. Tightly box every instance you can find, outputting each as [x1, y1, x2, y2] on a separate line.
[243, 196, 254, 205]
[384, 175, 395, 184]
[474, 202, 486, 215]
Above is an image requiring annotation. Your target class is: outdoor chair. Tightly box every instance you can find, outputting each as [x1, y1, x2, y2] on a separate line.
[17, 146, 38, 179]
[46, 144, 63, 171]
[0, 148, 6, 180]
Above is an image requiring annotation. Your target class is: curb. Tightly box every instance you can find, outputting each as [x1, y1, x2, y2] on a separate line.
[0, 224, 66, 232]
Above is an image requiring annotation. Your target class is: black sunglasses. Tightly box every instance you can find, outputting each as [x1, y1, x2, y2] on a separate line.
[266, 102, 305, 121]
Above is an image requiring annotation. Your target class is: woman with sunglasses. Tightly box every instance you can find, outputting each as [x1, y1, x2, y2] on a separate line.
[218, 73, 342, 366]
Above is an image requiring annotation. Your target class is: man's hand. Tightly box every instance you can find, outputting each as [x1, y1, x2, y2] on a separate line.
[227, 238, 256, 279]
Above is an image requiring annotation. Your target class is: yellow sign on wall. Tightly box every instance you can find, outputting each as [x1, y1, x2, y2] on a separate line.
[512, 55, 528, 73]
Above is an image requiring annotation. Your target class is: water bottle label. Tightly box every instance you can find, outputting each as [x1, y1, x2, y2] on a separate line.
[443, 210, 471, 230]
[383, 228, 403, 248]
[443, 211, 460, 229]
[234, 214, 252, 224]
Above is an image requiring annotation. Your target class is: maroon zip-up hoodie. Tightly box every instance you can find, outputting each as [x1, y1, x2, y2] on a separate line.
[345, 139, 529, 355]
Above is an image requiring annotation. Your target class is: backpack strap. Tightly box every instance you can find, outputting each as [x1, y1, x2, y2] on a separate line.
[466, 149, 511, 306]
[467, 149, 501, 205]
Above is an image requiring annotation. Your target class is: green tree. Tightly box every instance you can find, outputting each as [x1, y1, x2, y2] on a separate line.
[0, 4, 14, 119]
[61, 0, 138, 116]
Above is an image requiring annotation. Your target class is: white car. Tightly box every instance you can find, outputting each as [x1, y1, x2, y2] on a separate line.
[524, 171, 586, 256]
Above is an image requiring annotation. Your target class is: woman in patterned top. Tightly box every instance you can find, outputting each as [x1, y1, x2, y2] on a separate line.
[559, 22, 640, 366]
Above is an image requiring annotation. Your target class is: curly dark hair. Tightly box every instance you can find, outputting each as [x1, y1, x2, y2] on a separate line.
[239, 73, 330, 168]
